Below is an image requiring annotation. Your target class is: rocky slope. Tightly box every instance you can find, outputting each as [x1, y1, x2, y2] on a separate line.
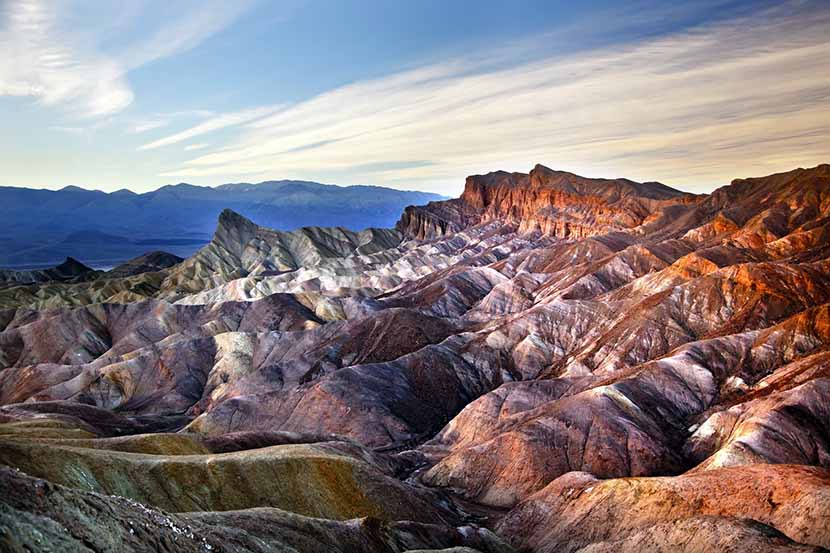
[2, 163, 830, 551]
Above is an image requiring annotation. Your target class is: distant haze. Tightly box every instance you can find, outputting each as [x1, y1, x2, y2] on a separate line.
[0, 180, 443, 269]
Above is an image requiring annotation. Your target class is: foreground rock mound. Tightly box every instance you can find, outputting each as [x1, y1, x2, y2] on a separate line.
[1, 466, 512, 553]
[0, 433, 444, 520]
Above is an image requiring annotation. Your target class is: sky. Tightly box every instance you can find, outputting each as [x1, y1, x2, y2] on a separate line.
[1, 0, 828, 196]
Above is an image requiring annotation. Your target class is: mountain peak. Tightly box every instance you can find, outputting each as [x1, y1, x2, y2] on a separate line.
[213, 209, 260, 256]
[55, 257, 93, 275]
[531, 163, 577, 176]
[218, 208, 256, 228]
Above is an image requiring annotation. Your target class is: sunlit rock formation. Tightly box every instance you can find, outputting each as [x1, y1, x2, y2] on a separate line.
[2, 163, 830, 551]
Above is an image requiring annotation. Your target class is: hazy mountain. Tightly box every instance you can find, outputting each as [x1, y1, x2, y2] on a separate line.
[0, 180, 443, 268]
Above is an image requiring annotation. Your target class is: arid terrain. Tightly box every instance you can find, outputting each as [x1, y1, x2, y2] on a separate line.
[2, 163, 829, 552]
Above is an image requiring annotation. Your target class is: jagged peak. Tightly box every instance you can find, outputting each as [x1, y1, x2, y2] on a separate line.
[212, 209, 260, 256]
[218, 208, 256, 228]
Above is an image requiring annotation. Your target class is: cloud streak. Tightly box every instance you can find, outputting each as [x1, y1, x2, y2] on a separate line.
[162, 2, 830, 193]
[130, 120, 169, 133]
[184, 142, 210, 151]
[137, 105, 285, 150]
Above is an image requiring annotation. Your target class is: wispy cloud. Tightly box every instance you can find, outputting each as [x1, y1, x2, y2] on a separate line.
[130, 120, 169, 133]
[0, 0, 254, 118]
[0, 0, 133, 117]
[184, 142, 210, 151]
[116, 1, 257, 71]
[127, 110, 215, 135]
[138, 105, 285, 150]
[162, 2, 830, 192]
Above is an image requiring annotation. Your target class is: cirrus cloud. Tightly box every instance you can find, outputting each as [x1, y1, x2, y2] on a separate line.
[184, 142, 210, 151]
[0, 0, 133, 117]
[0, 0, 255, 118]
[161, 2, 830, 193]
[137, 105, 285, 150]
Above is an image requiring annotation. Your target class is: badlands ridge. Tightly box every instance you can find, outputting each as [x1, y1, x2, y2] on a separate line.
[1, 163, 830, 552]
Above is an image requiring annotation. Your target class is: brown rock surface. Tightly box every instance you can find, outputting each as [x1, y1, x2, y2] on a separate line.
[574, 517, 826, 553]
[497, 465, 830, 552]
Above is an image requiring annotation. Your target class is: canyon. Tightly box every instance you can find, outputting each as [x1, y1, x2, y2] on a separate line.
[1, 163, 829, 552]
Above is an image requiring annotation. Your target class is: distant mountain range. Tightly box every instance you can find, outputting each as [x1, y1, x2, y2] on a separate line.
[0, 181, 444, 269]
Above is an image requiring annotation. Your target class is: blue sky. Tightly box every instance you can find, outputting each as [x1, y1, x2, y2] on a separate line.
[1, 0, 828, 195]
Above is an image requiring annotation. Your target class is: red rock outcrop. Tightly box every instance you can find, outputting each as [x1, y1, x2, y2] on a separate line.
[397, 165, 697, 240]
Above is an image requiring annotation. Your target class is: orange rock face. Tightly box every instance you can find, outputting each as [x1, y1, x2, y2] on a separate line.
[398, 164, 698, 240]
